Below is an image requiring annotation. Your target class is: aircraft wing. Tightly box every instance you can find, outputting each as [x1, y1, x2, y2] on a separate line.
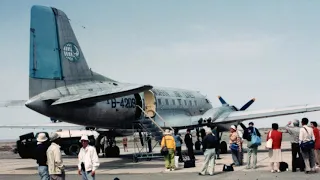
[212, 104, 320, 124]
[0, 123, 85, 130]
[50, 83, 153, 106]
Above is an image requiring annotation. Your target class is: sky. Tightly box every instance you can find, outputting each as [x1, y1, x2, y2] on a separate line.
[1, 0, 320, 140]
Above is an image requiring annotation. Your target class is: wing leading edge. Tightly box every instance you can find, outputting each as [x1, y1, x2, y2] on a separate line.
[212, 104, 320, 124]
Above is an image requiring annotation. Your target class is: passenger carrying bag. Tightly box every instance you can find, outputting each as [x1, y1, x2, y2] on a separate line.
[300, 127, 315, 151]
[161, 137, 169, 156]
[230, 143, 239, 151]
[251, 128, 261, 146]
[265, 131, 273, 149]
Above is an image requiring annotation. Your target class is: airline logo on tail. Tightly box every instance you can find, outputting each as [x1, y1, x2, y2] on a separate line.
[63, 42, 80, 62]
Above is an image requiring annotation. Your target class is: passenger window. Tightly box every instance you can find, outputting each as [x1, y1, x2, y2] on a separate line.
[194, 100, 197, 106]
[189, 100, 192, 106]
[178, 99, 182, 106]
[172, 99, 176, 106]
[184, 100, 187, 106]
[165, 99, 169, 105]
[158, 99, 161, 105]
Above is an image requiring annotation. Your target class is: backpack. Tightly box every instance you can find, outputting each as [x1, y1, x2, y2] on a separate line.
[251, 128, 261, 146]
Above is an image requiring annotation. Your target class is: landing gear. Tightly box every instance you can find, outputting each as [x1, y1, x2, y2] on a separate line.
[96, 130, 120, 157]
[195, 127, 202, 150]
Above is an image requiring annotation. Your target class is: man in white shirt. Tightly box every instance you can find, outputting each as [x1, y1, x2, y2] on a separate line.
[78, 135, 100, 180]
[299, 118, 316, 174]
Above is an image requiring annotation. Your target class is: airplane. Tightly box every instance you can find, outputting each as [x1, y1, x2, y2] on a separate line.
[2, 5, 320, 157]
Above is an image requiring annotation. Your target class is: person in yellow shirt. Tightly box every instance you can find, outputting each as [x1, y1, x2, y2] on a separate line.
[161, 129, 176, 171]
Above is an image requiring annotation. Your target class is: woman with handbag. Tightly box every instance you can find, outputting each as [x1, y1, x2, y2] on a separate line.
[266, 123, 283, 173]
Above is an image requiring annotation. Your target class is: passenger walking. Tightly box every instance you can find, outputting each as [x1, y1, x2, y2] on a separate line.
[35, 133, 50, 180]
[173, 130, 183, 162]
[229, 125, 242, 166]
[161, 129, 176, 171]
[46, 132, 65, 180]
[242, 122, 261, 169]
[266, 123, 283, 173]
[78, 135, 100, 180]
[212, 127, 221, 159]
[184, 129, 195, 160]
[310, 121, 320, 168]
[285, 120, 305, 172]
[199, 128, 219, 176]
[299, 118, 316, 173]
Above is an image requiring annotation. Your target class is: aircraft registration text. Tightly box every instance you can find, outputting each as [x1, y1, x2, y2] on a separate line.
[106, 98, 136, 108]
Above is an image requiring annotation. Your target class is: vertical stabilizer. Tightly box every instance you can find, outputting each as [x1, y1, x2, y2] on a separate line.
[29, 5, 93, 98]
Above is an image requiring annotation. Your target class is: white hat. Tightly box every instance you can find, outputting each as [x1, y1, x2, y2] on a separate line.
[50, 132, 60, 141]
[163, 129, 171, 135]
[230, 125, 237, 130]
[80, 135, 89, 142]
[37, 133, 48, 143]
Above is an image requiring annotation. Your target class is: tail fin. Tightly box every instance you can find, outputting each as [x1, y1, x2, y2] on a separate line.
[29, 5, 94, 98]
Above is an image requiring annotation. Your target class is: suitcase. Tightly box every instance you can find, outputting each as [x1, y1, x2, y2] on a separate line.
[279, 162, 289, 171]
[222, 164, 234, 171]
[184, 159, 195, 168]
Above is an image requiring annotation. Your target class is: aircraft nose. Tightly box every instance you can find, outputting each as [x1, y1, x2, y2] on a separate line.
[25, 97, 45, 112]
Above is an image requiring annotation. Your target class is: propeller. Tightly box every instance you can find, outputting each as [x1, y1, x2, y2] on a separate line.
[218, 96, 255, 111]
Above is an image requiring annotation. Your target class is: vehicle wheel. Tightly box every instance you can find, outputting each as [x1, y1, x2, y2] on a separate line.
[220, 141, 227, 154]
[69, 144, 80, 155]
[64, 149, 71, 155]
[18, 151, 29, 159]
[113, 146, 120, 157]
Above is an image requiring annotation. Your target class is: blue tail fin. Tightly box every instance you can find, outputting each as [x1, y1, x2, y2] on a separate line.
[29, 5, 94, 98]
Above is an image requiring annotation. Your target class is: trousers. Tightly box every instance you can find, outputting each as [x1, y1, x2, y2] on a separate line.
[199, 148, 216, 175]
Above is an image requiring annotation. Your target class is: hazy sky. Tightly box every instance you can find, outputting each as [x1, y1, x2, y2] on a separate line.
[1, 0, 320, 140]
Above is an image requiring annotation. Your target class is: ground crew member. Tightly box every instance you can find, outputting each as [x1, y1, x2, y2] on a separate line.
[161, 129, 176, 171]
[46, 132, 65, 180]
[78, 135, 100, 180]
[35, 132, 50, 180]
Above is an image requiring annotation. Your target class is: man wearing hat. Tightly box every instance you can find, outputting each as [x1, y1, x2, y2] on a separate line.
[78, 135, 100, 180]
[46, 132, 65, 180]
[161, 129, 176, 171]
[286, 119, 305, 172]
[35, 132, 50, 180]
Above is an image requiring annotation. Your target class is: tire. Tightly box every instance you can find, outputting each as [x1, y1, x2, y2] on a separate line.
[220, 141, 227, 154]
[68, 144, 80, 155]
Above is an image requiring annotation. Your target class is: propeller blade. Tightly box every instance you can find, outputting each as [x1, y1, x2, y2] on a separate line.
[239, 98, 255, 111]
[218, 96, 228, 105]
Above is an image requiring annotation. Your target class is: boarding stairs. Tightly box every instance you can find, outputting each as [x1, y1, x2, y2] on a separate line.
[132, 105, 174, 162]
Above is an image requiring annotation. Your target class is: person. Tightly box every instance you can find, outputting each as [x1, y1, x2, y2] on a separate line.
[212, 127, 221, 159]
[199, 128, 219, 176]
[299, 118, 316, 173]
[242, 122, 261, 169]
[173, 130, 183, 162]
[266, 123, 282, 173]
[35, 133, 50, 180]
[78, 135, 100, 180]
[229, 125, 242, 166]
[161, 129, 176, 171]
[122, 137, 128, 152]
[310, 121, 320, 168]
[184, 129, 195, 160]
[285, 119, 305, 172]
[46, 132, 65, 180]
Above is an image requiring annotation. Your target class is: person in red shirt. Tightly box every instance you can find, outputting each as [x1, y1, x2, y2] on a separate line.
[310, 121, 320, 167]
[266, 123, 283, 173]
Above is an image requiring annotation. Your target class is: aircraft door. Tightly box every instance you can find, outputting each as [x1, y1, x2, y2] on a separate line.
[134, 94, 143, 119]
[143, 90, 156, 118]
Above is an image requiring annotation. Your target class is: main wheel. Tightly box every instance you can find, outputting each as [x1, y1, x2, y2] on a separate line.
[220, 141, 227, 154]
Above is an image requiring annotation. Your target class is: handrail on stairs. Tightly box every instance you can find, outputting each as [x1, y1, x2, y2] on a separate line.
[151, 109, 174, 132]
[136, 105, 164, 133]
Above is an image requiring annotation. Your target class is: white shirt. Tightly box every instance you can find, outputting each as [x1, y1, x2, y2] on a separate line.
[78, 145, 100, 172]
[299, 125, 315, 143]
[47, 142, 64, 175]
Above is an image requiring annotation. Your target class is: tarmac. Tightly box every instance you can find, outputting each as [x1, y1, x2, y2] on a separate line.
[0, 140, 319, 180]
